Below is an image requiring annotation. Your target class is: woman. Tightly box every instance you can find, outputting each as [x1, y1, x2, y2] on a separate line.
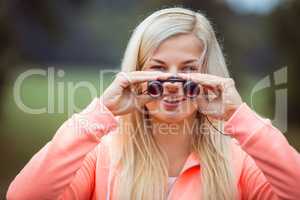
[7, 7, 300, 200]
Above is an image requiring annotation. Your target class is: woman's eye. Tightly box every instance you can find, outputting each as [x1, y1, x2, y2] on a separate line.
[150, 65, 166, 71]
[181, 66, 198, 72]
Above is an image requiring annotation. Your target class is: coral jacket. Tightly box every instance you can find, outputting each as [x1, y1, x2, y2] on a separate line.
[6, 98, 300, 200]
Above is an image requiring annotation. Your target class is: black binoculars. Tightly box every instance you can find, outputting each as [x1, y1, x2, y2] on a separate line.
[147, 76, 201, 98]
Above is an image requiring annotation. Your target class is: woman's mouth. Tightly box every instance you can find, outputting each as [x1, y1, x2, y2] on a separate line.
[162, 97, 186, 110]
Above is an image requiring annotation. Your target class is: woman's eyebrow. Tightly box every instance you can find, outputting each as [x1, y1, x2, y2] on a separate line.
[181, 59, 199, 64]
[150, 58, 165, 64]
[150, 58, 199, 64]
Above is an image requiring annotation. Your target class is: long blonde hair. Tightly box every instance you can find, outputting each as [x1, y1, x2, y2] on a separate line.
[109, 6, 237, 200]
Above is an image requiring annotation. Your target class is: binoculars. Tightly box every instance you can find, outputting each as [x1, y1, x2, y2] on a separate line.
[147, 76, 201, 98]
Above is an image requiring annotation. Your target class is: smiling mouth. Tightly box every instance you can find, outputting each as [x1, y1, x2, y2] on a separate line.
[163, 96, 186, 103]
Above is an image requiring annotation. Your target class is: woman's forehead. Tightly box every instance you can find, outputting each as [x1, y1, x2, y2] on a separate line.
[152, 34, 204, 57]
[150, 34, 205, 60]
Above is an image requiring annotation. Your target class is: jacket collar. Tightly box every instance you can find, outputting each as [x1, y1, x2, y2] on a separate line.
[179, 151, 200, 175]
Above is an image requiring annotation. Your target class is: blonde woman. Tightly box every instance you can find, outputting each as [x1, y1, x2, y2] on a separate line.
[7, 7, 300, 200]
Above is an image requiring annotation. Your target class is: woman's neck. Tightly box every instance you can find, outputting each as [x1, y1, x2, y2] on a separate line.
[150, 115, 196, 176]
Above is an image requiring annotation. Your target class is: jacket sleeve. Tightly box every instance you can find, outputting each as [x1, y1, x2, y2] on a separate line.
[6, 97, 118, 200]
[224, 103, 300, 200]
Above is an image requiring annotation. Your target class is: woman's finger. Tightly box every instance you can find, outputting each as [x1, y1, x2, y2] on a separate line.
[178, 72, 222, 84]
[178, 73, 228, 96]
[120, 71, 173, 84]
[115, 71, 172, 90]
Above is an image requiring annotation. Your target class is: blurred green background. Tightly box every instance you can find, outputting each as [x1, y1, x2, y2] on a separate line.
[1, 0, 300, 198]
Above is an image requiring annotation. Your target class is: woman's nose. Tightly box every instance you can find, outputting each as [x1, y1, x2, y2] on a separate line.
[163, 82, 183, 95]
[169, 67, 178, 74]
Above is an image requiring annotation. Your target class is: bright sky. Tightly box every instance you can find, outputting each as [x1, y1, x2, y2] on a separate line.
[224, 0, 283, 14]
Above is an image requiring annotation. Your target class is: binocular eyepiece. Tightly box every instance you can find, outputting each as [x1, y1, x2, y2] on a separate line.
[147, 76, 200, 98]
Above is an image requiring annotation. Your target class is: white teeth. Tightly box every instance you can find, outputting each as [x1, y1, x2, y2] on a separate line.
[163, 97, 183, 103]
[165, 100, 179, 103]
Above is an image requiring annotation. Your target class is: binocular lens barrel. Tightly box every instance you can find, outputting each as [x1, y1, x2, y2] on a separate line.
[147, 78, 200, 98]
[147, 80, 164, 98]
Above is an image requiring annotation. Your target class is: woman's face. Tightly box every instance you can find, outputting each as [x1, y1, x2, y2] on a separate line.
[141, 33, 205, 123]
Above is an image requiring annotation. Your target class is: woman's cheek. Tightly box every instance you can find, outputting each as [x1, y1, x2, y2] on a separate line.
[182, 100, 198, 114]
[145, 100, 160, 113]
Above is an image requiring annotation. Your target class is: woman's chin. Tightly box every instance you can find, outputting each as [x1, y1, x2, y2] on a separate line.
[145, 102, 197, 123]
[150, 110, 195, 123]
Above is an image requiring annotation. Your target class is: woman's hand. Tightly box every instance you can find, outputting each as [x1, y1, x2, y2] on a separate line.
[179, 73, 243, 121]
[101, 71, 171, 116]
